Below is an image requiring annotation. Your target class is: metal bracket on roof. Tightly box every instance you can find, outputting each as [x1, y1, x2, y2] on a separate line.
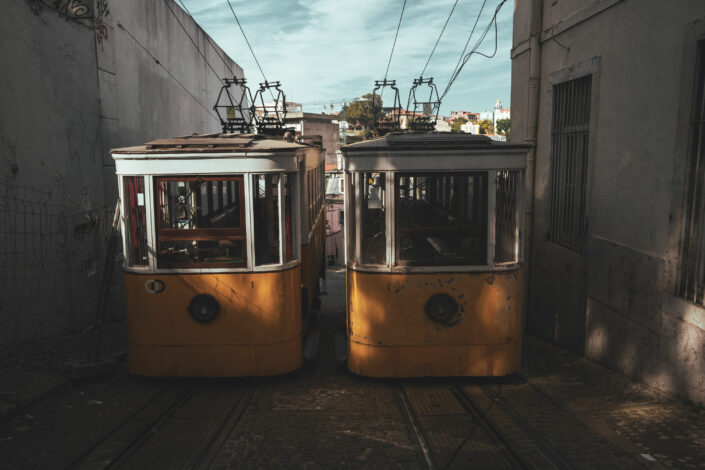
[406, 77, 441, 132]
[371, 79, 402, 136]
[214, 77, 255, 134]
[252, 81, 287, 135]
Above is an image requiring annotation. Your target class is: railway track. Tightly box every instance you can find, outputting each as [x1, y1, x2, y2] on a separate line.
[398, 378, 650, 470]
[65, 382, 256, 470]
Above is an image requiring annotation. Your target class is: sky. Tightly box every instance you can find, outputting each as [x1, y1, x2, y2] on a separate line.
[179, 0, 514, 116]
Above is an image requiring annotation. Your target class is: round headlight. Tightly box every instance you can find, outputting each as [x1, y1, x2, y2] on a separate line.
[187, 294, 220, 324]
[424, 293, 459, 323]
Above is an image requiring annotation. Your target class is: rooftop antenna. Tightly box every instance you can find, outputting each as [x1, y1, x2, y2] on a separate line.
[252, 80, 287, 135]
[214, 77, 255, 134]
[371, 79, 402, 135]
[406, 76, 441, 132]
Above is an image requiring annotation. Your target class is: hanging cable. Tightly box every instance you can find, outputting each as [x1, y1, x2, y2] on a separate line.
[174, 0, 236, 76]
[162, 0, 222, 80]
[384, 0, 408, 82]
[440, 0, 506, 102]
[444, 0, 487, 92]
[117, 23, 218, 121]
[224, 0, 269, 84]
[420, 0, 460, 78]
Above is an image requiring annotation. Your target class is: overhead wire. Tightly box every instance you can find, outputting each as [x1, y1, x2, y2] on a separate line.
[116, 23, 219, 121]
[419, 0, 460, 78]
[174, 0, 237, 76]
[162, 0, 222, 80]
[384, 0, 408, 82]
[224, 0, 269, 85]
[440, 0, 507, 102]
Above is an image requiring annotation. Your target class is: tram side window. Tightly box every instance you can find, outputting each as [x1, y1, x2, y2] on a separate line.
[283, 173, 295, 262]
[396, 172, 487, 266]
[360, 172, 386, 265]
[253, 174, 280, 265]
[347, 173, 357, 262]
[495, 170, 520, 263]
[155, 176, 246, 268]
[123, 176, 148, 266]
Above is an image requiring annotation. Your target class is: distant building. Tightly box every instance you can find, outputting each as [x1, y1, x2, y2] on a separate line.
[512, 0, 705, 405]
[460, 121, 480, 134]
[283, 112, 339, 165]
[325, 164, 344, 266]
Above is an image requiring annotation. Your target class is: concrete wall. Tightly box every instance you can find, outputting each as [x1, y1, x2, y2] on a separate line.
[512, 0, 705, 404]
[0, 0, 242, 349]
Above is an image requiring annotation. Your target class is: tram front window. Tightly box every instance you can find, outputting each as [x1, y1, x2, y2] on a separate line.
[155, 176, 246, 268]
[396, 172, 487, 266]
[360, 172, 386, 265]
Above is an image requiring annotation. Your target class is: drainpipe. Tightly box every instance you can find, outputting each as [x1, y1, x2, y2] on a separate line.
[524, 0, 543, 330]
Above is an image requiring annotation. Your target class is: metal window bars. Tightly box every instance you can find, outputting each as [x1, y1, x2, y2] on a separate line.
[406, 77, 441, 132]
[678, 42, 705, 305]
[548, 75, 592, 252]
[252, 81, 287, 135]
[214, 78, 288, 135]
[371, 79, 402, 135]
[214, 77, 255, 134]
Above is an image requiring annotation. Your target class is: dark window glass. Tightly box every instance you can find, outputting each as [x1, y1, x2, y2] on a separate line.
[155, 176, 245, 268]
[360, 172, 386, 264]
[283, 173, 295, 261]
[679, 41, 705, 304]
[396, 172, 487, 266]
[123, 176, 148, 266]
[253, 174, 280, 265]
[347, 173, 356, 262]
[495, 170, 520, 263]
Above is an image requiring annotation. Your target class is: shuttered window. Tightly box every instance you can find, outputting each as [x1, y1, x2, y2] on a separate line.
[549, 75, 592, 252]
[678, 41, 705, 304]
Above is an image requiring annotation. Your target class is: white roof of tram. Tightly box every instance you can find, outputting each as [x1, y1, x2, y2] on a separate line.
[342, 133, 530, 171]
[111, 133, 322, 175]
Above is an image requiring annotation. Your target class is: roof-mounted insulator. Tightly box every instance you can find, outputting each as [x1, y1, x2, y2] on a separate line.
[371, 79, 402, 136]
[252, 81, 287, 135]
[214, 77, 255, 134]
[406, 77, 441, 132]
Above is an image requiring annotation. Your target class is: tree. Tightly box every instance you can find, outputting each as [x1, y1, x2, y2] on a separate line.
[496, 118, 510, 137]
[451, 117, 468, 132]
[479, 119, 494, 135]
[345, 93, 383, 128]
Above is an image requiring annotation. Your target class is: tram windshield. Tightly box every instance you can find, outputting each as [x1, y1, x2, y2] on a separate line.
[396, 172, 487, 266]
[155, 176, 247, 268]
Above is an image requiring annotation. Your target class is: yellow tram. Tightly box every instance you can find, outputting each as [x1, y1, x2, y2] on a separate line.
[343, 133, 529, 377]
[112, 133, 325, 377]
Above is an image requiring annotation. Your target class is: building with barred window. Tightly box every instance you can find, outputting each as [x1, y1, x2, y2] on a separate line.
[512, 0, 705, 405]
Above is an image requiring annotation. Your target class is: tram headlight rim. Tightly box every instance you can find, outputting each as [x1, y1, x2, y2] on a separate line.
[187, 293, 220, 324]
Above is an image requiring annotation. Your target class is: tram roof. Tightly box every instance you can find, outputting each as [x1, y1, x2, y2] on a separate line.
[342, 133, 530, 152]
[111, 133, 310, 156]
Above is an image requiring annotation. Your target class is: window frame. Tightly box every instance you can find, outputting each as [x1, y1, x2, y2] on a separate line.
[154, 175, 247, 269]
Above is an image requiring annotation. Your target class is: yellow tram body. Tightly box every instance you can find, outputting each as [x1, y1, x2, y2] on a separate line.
[112, 134, 325, 377]
[343, 134, 530, 377]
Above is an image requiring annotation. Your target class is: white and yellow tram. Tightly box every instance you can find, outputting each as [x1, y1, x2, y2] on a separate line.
[112, 133, 325, 377]
[343, 133, 529, 377]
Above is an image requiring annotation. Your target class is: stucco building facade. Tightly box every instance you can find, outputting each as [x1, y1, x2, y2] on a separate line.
[512, 0, 705, 404]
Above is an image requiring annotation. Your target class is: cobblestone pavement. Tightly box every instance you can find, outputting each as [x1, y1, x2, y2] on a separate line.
[0, 269, 703, 469]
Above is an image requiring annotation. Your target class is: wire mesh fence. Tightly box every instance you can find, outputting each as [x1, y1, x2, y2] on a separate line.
[0, 183, 122, 348]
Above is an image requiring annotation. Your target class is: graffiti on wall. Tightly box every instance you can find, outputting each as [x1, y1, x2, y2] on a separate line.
[28, 0, 110, 33]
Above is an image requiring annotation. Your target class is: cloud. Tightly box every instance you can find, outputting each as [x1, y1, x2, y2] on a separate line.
[180, 0, 513, 115]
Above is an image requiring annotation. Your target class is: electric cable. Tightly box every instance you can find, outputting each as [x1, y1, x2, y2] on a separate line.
[162, 0, 222, 80]
[443, 0, 487, 95]
[440, 0, 507, 102]
[384, 0, 408, 82]
[117, 23, 218, 121]
[224, 0, 269, 85]
[420, 0, 460, 78]
[174, 0, 237, 76]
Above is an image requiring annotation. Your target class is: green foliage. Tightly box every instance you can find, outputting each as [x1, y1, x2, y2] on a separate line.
[479, 119, 494, 135]
[344, 93, 383, 128]
[496, 118, 510, 136]
[451, 117, 468, 132]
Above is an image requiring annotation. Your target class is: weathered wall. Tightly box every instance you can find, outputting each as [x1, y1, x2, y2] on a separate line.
[512, 0, 705, 404]
[0, 0, 242, 349]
